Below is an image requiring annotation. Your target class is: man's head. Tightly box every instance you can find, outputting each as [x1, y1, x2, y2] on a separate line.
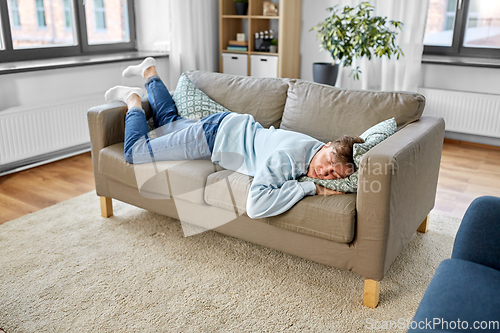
[307, 135, 365, 180]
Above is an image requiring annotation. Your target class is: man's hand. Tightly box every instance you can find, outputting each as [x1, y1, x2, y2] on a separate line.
[315, 183, 344, 195]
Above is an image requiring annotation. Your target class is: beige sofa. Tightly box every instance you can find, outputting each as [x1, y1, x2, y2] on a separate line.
[88, 71, 445, 308]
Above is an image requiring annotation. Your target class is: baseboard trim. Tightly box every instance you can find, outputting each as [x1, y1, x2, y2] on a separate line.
[444, 131, 500, 149]
[0, 143, 91, 176]
[444, 138, 500, 151]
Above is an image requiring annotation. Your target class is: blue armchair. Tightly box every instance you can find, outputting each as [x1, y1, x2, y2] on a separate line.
[409, 196, 500, 332]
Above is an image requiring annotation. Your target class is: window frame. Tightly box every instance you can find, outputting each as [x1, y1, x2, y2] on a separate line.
[63, 0, 73, 30]
[10, 0, 21, 28]
[424, 0, 500, 59]
[94, 0, 107, 31]
[0, 0, 136, 63]
[35, 0, 47, 28]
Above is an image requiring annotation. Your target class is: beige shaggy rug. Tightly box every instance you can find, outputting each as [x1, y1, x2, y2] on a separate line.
[0, 191, 462, 332]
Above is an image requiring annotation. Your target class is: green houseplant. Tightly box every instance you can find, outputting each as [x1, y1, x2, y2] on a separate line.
[311, 2, 404, 85]
[234, 0, 248, 16]
[270, 38, 278, 53]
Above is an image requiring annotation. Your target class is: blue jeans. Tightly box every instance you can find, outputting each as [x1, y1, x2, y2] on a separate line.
[124, 76, 230, 164]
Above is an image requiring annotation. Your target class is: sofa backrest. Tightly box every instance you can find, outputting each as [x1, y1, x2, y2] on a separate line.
[280, 80, 426, 143]
[186, 71, 289, 128]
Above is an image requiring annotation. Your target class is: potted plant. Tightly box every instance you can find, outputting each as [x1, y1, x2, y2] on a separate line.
[270, 39, 278, 53]
[234, 0, 248, 16]
[311, 2, 404, 86]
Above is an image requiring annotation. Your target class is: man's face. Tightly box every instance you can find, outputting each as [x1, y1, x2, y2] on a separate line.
[307, 143, 355, 180]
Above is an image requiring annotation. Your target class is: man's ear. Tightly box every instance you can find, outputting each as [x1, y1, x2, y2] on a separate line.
[325, 142, 332, 147]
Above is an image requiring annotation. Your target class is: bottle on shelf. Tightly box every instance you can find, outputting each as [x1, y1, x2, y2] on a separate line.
[254, 30, 274, 52]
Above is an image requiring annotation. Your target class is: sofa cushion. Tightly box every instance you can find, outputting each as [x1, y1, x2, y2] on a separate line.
[99, 143, 222, 205]
[281, 80, 425, 143]
[205, 170, 357, 243]
[186, 70, 289, 128]
[172, 73, 230, 120]
[204, 170, 252, 216]
[268, 193, 357, 243]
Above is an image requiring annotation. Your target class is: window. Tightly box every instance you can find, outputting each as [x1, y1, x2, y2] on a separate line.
[94, 0, 107, 31]
[10, 0, 21, 28]
[63, 0, 73, 30]
[35, 0, 46, 28]
[0, 0, 136, 62]
[8, 0, 75, 49]
[424, 0, 500, 58]
[85, 0, 131, 45]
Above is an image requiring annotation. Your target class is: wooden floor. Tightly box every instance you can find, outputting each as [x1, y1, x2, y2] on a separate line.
[0, 152, 95, 225]
[434, 140, 500, 218]
[1, 140, 499, 225]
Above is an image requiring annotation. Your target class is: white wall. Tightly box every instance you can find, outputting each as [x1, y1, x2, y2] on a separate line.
[420, 64, 500, 95]
[300, 0, 337, 82]
[0, 59, 169, 113]
[3, 1, 498, 142]
[300, 0, 500, 94]
[0, 0, 171, 115]
[300, 0, 500, 145]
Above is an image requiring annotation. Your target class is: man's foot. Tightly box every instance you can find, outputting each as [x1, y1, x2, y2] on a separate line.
[105, 86, 144, 103]
[122, 57, 156, 78]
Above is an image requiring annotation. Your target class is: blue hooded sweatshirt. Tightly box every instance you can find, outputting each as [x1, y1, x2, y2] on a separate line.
[211, 113, 323, 219]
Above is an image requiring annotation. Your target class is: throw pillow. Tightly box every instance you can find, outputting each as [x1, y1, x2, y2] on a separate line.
[298, 118, 397, 193]
[352, 117, 398, 169]
[298, 170, 361, 193]
[172, 73, 230, 120]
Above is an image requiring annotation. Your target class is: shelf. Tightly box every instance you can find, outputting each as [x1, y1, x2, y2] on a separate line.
[251, 52, 278, 56]
[221, 15, 279, 19]
[222, 15, 248, 18]
[250, 15, 279, 19]
[222, 50, 279, 56]
[222, 49, 249, 54]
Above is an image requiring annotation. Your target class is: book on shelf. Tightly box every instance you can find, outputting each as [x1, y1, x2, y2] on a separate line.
[227, 46, 248, 51]
[228, 40, 248, 46]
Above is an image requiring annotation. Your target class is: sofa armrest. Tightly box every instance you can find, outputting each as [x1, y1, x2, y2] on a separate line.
[354, 116, 445, 280]
[88, 102, 127, 152]
[87, 99, 152, 150]
[452, 196, 500, 271]
[87, 99, 151, 197]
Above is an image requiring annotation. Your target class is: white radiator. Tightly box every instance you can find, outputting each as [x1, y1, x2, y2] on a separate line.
[0, 94, 105, 167]
[419, 88, 500, 138]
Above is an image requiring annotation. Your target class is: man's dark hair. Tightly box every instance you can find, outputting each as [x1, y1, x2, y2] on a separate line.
[331, 135, 365, 168]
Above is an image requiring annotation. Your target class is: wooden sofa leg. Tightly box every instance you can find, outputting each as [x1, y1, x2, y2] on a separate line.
[100, 197, 113, 218]
[363, 279, 380, 308]
[417, 214, 429, 233]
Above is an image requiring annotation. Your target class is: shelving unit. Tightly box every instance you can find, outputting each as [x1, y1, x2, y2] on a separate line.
[219, 0, 302, 78]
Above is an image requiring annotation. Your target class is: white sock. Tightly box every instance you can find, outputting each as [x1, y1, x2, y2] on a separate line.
[122, 57, 156, 78]
[104, 86, 144, 103]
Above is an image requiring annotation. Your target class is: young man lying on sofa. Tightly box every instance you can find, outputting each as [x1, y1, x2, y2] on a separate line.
[105, 57, 364, 219]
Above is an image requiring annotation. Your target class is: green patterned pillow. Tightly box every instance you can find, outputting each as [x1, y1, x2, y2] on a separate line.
[352, 117, 397, 169]
[298, 170, 361, 193]
[298, 118, 397, 193]
[172, 73, 230, 120]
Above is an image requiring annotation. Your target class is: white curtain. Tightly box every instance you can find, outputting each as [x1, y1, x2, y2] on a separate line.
[335, 0, 429, 92]
[169, 0, 219, 89]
